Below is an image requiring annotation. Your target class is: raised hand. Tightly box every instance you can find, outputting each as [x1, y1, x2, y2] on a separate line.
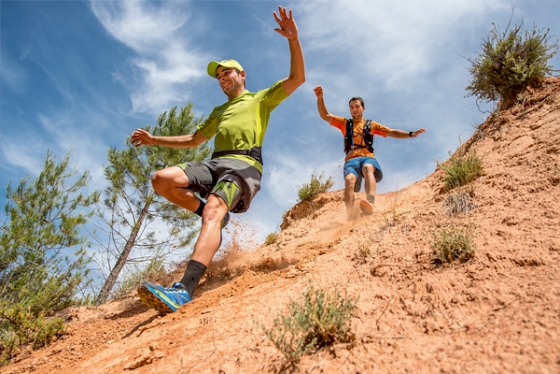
[411, 128, 427, 138]
[273, 6, 298, 41]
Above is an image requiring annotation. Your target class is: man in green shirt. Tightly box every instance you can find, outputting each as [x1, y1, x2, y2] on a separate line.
[130, 6, 305, 314]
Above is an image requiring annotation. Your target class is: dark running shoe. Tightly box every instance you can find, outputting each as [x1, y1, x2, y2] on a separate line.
[354, 175, 363, 193]
[137, 281, 191, 314]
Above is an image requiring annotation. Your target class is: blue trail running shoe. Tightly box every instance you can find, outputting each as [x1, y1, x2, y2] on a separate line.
[137, 281, 191, 314]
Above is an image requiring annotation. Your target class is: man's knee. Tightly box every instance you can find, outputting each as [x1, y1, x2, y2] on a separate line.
[344, 173, 357, 185]
[343, 175, 356, 202]
[202, 195, 228, 222]
[362, 163, 375, 174]
[151, 170, 169, 193]
[152, 167, 188, 193]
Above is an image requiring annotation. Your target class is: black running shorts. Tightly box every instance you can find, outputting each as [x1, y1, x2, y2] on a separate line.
[176, 158, 262, 213]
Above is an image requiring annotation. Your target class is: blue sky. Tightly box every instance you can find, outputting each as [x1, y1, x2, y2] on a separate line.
[2, 0, 560, 248]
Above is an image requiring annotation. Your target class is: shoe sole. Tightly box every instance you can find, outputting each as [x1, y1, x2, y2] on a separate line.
[360, 200, 374, 214]
[137, 284, 175, 314]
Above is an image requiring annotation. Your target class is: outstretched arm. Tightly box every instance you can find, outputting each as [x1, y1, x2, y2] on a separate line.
[130, 128, 207, 148]
[313, 85, 335, 123]
[386, 128, 427, 139]
[273, 6, 305, 96]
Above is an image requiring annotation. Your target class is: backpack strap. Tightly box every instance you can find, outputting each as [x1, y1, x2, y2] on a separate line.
[344, 119, 374, 154]
[364, 119, 371, 134]
[344, 119, 354, 154]
[363, 120, 374, 153]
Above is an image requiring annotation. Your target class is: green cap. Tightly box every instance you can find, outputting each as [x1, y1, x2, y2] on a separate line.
[207, 59, 244, 78]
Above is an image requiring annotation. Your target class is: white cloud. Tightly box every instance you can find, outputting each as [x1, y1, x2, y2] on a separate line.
[37, 113, 108, 192]
[0, 53, 28, 95]
[0, 141, 45, 178]
[299, 0, 510, 91]
[91, 0, 208, 115]
[91, 0, 188, 53]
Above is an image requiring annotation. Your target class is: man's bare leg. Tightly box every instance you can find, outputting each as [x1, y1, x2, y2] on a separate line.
[137, 190, 229, 312]
[137, 166, 216, 313]
[190, 194, 229, 266]
[152, 167, 229, 281]
[360, 164, 376, 214]
[344, 173, 357, 220]
[362, 164, 377, 200]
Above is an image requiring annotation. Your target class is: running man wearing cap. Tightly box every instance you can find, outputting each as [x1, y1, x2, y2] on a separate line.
[130, 6, 305, 314]
[313, 86, 426, 220]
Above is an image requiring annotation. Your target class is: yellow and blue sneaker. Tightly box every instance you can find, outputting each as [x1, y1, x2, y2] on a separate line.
[137, 281, 191, 314]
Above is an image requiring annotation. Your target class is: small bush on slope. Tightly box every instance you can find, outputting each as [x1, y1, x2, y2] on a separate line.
[297, 172, 334, 202]
[466, 19, 558, 109]
[437, 149, 484, 192]
[262, 284, 356, 363]
[0, 304, 65, 364]
[442, 190, 477, 216]
[430, 224, 476, 263]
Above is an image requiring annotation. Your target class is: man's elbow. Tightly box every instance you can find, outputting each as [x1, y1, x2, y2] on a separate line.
[283, 76, 305, 96]
[319, 113, 331, 123]
[294, 73, 306, 89]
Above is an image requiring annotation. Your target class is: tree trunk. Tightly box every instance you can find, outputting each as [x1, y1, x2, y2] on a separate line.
[95, 192, 153, 305]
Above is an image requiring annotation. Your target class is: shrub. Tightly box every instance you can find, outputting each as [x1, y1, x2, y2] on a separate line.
[264, 232, 278, 245]
[352, 242, 371, 264]
[430, 224, 476, 263]
[0, 151, 97, 364]
[0, 304, 65, 364]
[466, 20, 558, 109]
[297, 172, 334, 202]
[438, 149, 484, 192]
[381, 193, 404, 228]
[262, 284, 356, 363]
[442, 190, 477, 216]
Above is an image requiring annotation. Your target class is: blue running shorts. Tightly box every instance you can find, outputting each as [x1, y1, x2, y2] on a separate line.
[343, 157, 383, 183]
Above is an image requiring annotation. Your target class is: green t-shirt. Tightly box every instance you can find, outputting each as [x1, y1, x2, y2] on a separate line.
[197, 80, 288, 173]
